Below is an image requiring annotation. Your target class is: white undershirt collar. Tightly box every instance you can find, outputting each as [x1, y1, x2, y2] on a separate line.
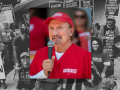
[55, 51, 64, 60]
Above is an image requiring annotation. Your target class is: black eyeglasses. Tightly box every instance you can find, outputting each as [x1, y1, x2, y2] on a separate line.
[21, 56, 29, 59]
[92, 44, 98, 45]
[74, 15, 86, 19]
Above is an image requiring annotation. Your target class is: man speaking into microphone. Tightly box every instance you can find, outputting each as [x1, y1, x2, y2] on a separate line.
[30, 12, 91, 79]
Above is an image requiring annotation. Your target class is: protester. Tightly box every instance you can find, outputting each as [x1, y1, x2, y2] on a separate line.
[106, 35, 120, 79]
[73, 9, 91, 52]
[91, 18, 99, 37]
[98, 16, 119, 40]
[14, 52, 35, 90]
[65, 9, 91, 90]
[0, 22, 15, 68]
[98, 16, 120, 78]
[92, 37, 110, 77]
[30, 8, 49, 51]
[13, 28, 29, 67]
[30, 12, 91, 79]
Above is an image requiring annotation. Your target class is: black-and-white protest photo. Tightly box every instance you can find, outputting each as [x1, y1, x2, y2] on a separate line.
[0, 0, 120, 90]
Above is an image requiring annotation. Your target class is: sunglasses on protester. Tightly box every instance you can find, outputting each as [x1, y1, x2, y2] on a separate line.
[74, 14, 86, 19]
[107, 19, 113, 21]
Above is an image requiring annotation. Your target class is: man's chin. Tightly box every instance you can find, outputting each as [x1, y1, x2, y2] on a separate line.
[54, 43, 62, 46]
[52, 40, 62, 45]
[53, 42, 62, 46]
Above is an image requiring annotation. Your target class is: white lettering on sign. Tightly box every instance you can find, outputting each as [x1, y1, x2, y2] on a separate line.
[66, 0, 73, 3]
[2, 6, 12, 11]
[107, 7, 118, 9]
[109, 0, 117, 1]
[92, 57, 102, 62]
[51, 4, 61, 8]
[63, 69, 77, 74]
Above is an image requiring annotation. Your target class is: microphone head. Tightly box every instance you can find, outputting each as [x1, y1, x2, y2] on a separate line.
[47, 41, 54, 47]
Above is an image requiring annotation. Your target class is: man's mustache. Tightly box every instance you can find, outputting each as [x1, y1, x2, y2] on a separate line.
[52, 35, 62, 40]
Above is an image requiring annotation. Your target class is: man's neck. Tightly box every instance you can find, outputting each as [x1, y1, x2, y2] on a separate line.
[55, 41, 72, 53]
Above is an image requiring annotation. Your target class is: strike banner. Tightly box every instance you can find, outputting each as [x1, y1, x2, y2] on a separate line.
[81, 0, 94, 17]
[49, 1, 64, 8]
[64, 0, 80, 8]
[106, 0, 119, 5]
[23, 13, 30, 29]
[0, 54, 5, 79]
[0, 4, 14, 24]
[81, 0, 93, 7]
[105, 5, 119, 16]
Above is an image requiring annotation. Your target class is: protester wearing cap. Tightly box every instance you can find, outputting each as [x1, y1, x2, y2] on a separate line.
[98, 16, 120, 79]
[13, 26, 29, 68]
[30, 12, 91, 79]
[20, 52, 29, 58]
[98, 16, 120, 39]
[14, 52, 35, 90]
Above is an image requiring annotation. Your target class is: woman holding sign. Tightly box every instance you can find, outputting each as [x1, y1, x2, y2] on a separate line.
[91, 37, 111, 78]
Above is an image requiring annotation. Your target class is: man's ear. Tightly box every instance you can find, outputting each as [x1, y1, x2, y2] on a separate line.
[70, 27, 75, 36]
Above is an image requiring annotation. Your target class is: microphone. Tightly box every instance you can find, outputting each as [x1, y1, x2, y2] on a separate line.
[47, 41, 54, 78]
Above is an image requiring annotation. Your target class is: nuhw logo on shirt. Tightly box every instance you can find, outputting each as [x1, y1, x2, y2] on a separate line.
[63, 68, 77, 74]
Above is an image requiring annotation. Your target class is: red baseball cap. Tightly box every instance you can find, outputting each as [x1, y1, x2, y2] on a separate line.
[44, 12, 74, 27]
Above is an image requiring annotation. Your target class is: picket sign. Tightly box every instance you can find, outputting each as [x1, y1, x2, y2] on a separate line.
[0, 51, 5, 79]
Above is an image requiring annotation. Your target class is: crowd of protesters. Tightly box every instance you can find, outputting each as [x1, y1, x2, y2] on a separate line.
[0, 21, 36, 90]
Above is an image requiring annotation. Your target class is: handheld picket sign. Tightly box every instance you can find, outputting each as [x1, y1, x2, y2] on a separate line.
[0, 51, 5, 79]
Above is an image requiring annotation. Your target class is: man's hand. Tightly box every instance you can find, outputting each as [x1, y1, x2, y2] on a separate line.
[42, 56, 55, 76]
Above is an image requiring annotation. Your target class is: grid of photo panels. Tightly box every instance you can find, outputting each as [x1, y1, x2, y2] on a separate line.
[0, 0, 120, 90]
